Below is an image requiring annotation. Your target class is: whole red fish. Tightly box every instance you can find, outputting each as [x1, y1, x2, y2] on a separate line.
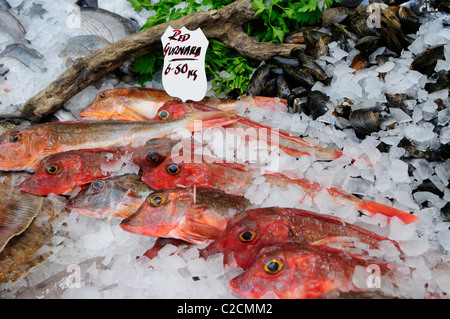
[0, 111, 236, 172]
[200, 207, 400, 269]
[66, 174, 154, 219]
[229, 243, 396, 299]
[146, 100, 343, 161]
[78, 87, 288, 121]
[119, 188, 251, 245]
[19, 138, 179, 195]
[141, 156, 419, 224]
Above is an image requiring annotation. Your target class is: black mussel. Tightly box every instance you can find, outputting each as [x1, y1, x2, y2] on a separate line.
[333, 98, 353, 120]
[321, 7, 352, 27]
[398, 138, 450, 162]
[398, 6, 420, 34]
[349, 108, 388, 135]
[302, 28, 324, 55]
[276, 74, 291, 100]
[425, 70, 450, 93]
[247, 64, 271, 96]
[350, 15, 379, 37]
[354, 35, 380, 55]
[291, 98, 310, 115]
[268, 56, 299, 68]
[379, 15, 413, 55]
[291, 49, 328, 81]
[261, 77, 277, 97]
[410, 45, 445, 76]
[350, 53, 371, 71]
[306, 91, 331, 120]
[284, 31, 305, 44]
[385, 93, 414, 116]
[313, 33, 331, 59]
[382, 6, 402, 29]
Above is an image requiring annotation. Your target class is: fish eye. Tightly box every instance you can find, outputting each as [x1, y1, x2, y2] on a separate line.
[45, 164, 60, 175]
[99, 92, 107, 99]
[147, 152, 161, 164]
[90, 180, 105, 193]
[166, 163, 180, 175]
[9, 133, 21, 143]
[238, 230, 257, 243]
[158, 110, 170, 120]
[263, 258, 283, 275]
[149, 195, 166, 207]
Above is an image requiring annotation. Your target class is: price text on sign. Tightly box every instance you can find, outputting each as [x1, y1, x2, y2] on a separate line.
[161, 26, 209, 102]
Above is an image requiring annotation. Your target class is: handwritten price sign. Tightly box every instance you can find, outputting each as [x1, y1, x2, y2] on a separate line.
[161, 26, 209, 102]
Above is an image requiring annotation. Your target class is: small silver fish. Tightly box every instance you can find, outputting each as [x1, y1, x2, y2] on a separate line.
[60, 34, 111, 67]
[0, 43, 47, 73]
[80, 7, 138, 43]
[0, 7, 29, 44]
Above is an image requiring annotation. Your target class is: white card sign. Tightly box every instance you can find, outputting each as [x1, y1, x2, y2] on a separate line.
[161, 26, 209, 102]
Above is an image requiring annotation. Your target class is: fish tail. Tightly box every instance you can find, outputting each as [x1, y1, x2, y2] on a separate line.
[356, 200, 419, 224]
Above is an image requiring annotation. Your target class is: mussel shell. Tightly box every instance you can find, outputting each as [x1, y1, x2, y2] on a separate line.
[425, 70, 450, 93]
[350, 53, 371, 71]
[378, 15, 412, 55]
[247, 64, 271, 96]
[354, 35, 380, 55]
[321, 7, 352, 27]
[306, 91, 331, 119]
[313, 33, 331, 59]
[398, 6, 420, 34]
[410, 45, 445, 76]
[276, 74, 291, 100]
[349, 108, 387, 135]
[385, 93, 414, 116]
[291, 49, 328, 81]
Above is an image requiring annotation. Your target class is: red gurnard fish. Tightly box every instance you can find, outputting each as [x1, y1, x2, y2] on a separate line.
[0, 111, 236, 172]
[119, 188, 251, 245]
[66, 174, 154, 219]
[229, 243, 396, 299]
[147, 100, 343, 161]
[142, 157, 419, 224]
[19, 138, 179, 195]
[200, 207, 400, 269]
[78, 87, 287, 121]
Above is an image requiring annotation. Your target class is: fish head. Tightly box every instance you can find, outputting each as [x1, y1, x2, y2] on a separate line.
[200, 207, 292, 269]
[119, 188, 193, 237]
[65, 177, 133, 218]
[150, 101, 222, 122]
[229, 244, 329, 299]
[131, 138, 181, 169]
[141, 156, 212, 190]
[0, 125, 50, 171]
[78, 88, 127, 120]
[20, 152, 83, 195]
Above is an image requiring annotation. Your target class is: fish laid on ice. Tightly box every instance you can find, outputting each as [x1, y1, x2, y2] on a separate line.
[80, 7, 138, 43]
[0, 43, 47, 73]
[200, 207, 400, 269]
[0, 111, 236, 172]
[19, 138, 179, 195]
[0, 7, 28, 44]
[66, 174, 154, 220]
[120, 188, 251, 245]
[60, 34, 111, 67]
[78, 87, 288, 121]
[229, 243, 396, 299]
[147, 100, 344, 161]
[142, 156, 419, 224]
[0, 172, 43, 253]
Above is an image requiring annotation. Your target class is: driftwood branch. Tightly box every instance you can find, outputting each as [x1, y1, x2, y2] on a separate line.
[21, 0, 305, 122]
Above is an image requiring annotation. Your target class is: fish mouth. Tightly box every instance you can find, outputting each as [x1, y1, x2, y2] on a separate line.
[78, 107, 115, 120]
[19, 178, 45, 195]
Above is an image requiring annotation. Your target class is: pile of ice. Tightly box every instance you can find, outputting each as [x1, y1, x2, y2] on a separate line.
[0, 1, 450, 299]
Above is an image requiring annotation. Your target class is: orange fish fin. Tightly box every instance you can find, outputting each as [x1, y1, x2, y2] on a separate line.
[310, 236, 356, 248]
[185, 110, 239, 131]
[173, 209, 224, 245]
[356, 200, 419, 224]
